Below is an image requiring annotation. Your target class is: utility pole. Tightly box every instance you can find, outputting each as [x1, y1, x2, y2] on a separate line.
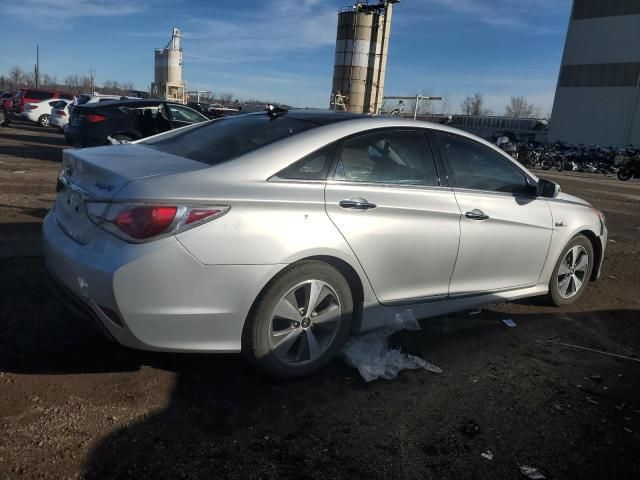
[34, 45, 39, 88]
[90, 68, 95, 93]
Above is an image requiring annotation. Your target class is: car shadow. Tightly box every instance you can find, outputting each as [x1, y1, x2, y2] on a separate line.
[79, 307, 640, 479]
[0, 203, 49, 219]
[2, 258, 639, 478]
[0, 131, 66, 146]
[0, 145, 64, 162]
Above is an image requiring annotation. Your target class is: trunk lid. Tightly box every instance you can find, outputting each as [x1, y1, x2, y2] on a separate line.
[54, 144, 210, 244]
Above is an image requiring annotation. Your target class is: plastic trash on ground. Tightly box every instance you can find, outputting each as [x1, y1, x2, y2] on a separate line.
[519, 465, 546, 479]
[502, 318, 517, 327]
[480, 450, 494, 460]
[342, 309, 442, 382]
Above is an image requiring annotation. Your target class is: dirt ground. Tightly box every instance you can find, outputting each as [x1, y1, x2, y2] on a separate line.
[1, 121, 639, 479]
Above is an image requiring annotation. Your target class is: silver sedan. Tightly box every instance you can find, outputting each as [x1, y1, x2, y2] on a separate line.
[43, 110, 607, 377]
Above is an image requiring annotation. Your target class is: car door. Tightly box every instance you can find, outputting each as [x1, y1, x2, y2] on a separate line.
[166, 104, 207, 129]
[324, 129, 462, 304]
[431, 131, 553, 295]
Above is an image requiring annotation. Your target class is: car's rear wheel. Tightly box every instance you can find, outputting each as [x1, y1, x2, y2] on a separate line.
[38, 114, 50, 127]
[547, 235, 594, 306]
[242, 261, 353, 378]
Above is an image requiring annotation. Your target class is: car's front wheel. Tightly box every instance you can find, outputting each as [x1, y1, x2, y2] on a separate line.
[243, 261, 353, 378]
[547, 234, 594, 306]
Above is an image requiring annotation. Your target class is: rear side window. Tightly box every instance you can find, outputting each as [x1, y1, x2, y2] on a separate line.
[276, 144, 336, 180]
[333, 130, 439, 186]
[142, 114, 319, 165]
[435, 133, 529, 194]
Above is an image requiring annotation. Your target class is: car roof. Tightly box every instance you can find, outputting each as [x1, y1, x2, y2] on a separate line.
[283, 109, 365, 125]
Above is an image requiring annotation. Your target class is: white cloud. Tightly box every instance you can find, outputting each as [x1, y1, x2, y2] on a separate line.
[3, 0, 144, 26]
[413, 0, 571, 32]
[182, 0, 336, 62]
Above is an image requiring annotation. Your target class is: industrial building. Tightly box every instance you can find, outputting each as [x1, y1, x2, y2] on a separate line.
[150, 28, 187, 104]
[330, 1, 398, 114]
[549, 0, 640, 146]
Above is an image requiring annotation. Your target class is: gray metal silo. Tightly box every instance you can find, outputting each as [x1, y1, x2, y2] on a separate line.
[151, 28, 187, 104]
[331, 1, 397, 114]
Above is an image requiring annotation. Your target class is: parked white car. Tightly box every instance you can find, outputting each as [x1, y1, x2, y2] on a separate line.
[21, 98, 59, 127]
[49, 99, 74, 131]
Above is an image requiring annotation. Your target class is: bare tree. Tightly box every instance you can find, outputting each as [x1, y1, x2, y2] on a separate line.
[64, 74, 82, 91]
[440, 93, 450, 115]
[217, 92, 234, 104]
[460, 93, 487, 116]
[504, 96, 539, 118]
[8, 66, 26, 89]
[121, 82, 134, 94]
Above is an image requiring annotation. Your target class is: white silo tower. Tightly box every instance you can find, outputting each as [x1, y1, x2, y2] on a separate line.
[151, 28, 187, 103]
[331, 1, 398, 114]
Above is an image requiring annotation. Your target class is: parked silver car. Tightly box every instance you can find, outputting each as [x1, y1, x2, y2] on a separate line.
[43, 110, 607, 377]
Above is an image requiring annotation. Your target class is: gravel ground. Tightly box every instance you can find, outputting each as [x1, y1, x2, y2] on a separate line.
[1, 121, 639, 479]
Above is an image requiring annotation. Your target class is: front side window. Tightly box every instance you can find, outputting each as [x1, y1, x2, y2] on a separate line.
[435, 133, 530, 194]
[333, 130, 438, 186]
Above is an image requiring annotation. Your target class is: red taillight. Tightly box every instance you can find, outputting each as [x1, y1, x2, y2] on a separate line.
[114, 206, 177, 239]
[185, 208, 224, 224]
[55, 110, 66, 116]
[86, 114, 106, 123]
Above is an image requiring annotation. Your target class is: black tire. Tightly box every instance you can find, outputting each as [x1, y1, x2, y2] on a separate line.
[556, 160, 563, 172]
[38, 114, 50, 127]
[242, 261, 354, 378]
[546, 234, 594, 306]
[617, 168, 632, 181]
[540, 160, 552, 170]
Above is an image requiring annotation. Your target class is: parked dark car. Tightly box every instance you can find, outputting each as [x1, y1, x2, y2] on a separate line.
[66, 99, 209, 147]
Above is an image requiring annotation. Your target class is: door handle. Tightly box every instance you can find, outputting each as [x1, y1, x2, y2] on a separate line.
[465, 209, 489, 221]
[339, 198, 377, 210]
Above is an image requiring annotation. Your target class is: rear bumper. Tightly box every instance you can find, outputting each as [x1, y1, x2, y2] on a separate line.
[21, 111, 40, 123]
[65, 125, 106, 147]
[50, 116, 67, 128]
[43, 212, 279, 353]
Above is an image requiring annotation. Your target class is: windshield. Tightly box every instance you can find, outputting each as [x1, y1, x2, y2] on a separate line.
[142, 114, 320, 165]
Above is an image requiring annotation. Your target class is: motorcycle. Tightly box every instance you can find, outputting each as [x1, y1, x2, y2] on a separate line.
[617, 156, 640, 181]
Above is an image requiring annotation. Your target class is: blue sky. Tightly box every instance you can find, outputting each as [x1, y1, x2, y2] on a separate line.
[0, 0, 572, 115]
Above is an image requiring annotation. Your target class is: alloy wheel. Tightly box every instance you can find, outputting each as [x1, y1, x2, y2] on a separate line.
[268, 279, 342, 365]
[557, 245, 589, 299]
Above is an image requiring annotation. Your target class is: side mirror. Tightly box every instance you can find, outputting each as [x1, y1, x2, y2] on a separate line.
[537, 178, 561, 198]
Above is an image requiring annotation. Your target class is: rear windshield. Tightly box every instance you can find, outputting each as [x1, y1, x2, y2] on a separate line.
[142, 114, 320, 165]
[76, 95, 92, 105]
[25, 90, 54, 100]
